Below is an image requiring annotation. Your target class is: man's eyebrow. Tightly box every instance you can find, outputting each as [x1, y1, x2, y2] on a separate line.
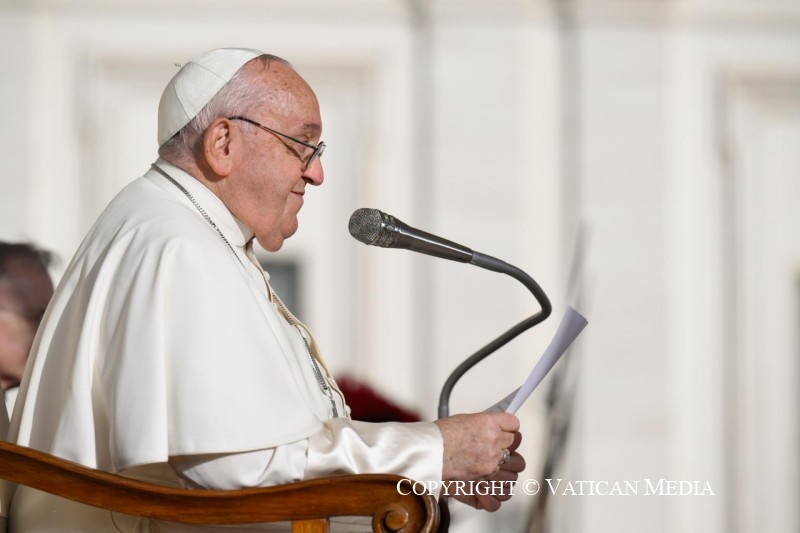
[299, 123, 322, 135]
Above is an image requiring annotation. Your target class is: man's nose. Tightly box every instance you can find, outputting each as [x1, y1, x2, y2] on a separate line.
[303, 158, 324, 186]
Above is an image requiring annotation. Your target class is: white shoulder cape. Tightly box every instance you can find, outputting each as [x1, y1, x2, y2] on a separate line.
[10, 165, 324, 471]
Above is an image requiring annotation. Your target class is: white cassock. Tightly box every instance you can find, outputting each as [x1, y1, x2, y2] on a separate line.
[2, 387, 16, 420]
[3, 160, 443, 532]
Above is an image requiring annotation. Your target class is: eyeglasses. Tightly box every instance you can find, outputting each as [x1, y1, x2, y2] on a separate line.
[229, 116, 325, 170]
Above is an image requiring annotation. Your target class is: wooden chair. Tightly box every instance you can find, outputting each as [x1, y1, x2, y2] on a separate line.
[0, 440, 439, 532]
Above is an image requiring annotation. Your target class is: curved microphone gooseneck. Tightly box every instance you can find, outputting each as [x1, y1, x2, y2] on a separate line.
[348, 208, 552, 419]
[436, 261, 551, 418]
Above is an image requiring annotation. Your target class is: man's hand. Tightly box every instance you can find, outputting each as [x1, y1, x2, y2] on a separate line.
[454, 432, 525, 511]
[433, 412, 525, 511]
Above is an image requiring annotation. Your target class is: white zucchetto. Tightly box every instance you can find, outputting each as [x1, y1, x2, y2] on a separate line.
[157, 47, 263, 146]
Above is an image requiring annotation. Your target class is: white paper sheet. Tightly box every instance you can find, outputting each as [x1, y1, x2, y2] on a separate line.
[485, 306, 588, 414]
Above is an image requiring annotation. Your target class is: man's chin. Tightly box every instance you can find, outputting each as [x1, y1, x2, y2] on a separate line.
[255, 227, 297, 252]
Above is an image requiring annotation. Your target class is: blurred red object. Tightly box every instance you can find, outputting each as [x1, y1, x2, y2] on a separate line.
[336, 376, 422, 423]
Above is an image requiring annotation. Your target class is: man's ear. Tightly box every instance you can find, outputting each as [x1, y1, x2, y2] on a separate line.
[203, 118, 235, 177]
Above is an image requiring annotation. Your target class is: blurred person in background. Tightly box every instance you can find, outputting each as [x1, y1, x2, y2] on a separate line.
[0, 241, 54, 417]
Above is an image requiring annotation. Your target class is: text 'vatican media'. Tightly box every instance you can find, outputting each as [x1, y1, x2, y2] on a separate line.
[397, 479, 715, 497]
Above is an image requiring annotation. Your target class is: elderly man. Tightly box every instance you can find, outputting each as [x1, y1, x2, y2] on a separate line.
[0, 242, 53, 417]
[7, 48, 524, 531]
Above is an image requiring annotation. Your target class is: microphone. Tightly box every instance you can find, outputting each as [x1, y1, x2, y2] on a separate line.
[348, 207, 509, 273]
[348, 207, 552, 418]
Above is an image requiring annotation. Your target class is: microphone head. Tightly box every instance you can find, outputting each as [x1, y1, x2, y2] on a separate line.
[348, 208, 394, 247]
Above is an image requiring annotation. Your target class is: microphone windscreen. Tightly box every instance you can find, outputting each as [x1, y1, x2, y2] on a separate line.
[348, 208, 384, 245]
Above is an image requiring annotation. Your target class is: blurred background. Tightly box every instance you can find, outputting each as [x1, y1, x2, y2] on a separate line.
[1, 0, 799, 532]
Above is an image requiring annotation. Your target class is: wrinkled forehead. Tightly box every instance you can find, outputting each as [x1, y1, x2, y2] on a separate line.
[247, 61, 321, 126]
